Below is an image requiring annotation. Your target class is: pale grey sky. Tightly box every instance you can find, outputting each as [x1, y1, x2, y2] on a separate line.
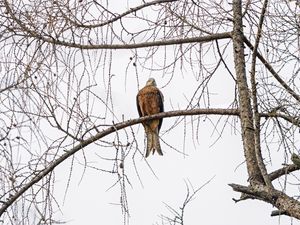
[4, 1, 299, 224]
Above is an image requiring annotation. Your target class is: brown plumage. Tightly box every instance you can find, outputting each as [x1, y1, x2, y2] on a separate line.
[136, 78, 164, 157]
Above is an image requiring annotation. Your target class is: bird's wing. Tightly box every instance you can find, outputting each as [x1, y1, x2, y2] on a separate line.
[157, 89, 164, 132]
[136, 92, 143, 117]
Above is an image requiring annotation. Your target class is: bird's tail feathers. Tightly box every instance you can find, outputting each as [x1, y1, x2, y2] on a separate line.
[145, 130, 162, 157]
[153, 131, 163, 156]
[145, 132, 153, 158]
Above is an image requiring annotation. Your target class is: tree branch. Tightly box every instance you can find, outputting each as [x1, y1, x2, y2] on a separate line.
[62, 0, 178, 29]
[260, 112, 300, 127]
[249, 0, 272, 187]
[243, 35, 300, 103]
[269, 164, 300, 181]
[229, 183, 300, 219]
[0, 108, 237, 217]
[0, 105, 298, 217]
[28, 32, 233, 50]
[232, 0, 264, 184]
[3, 0, 231, 49]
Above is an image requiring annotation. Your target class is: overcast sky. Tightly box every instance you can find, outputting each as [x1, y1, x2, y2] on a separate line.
[4, 1, 299, 224]
[52, 45, 299, 225]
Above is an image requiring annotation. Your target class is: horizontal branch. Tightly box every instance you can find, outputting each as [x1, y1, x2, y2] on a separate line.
[3, 0, 232, 50]
[35, 32, 232, 50]
[260, 112, 300, 127]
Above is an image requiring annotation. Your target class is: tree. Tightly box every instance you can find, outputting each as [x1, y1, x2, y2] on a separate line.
[0, 0, 300, 224]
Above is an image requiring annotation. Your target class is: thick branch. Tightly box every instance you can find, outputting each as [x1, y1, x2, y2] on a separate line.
[232, 0, 264, 184]
[229, 183, 300, 219]
[249, 0, 272, 187]
[269, 164, 300, 181]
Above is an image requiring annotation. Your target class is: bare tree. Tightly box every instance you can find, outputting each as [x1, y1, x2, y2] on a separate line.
[0, 0, 300, 224]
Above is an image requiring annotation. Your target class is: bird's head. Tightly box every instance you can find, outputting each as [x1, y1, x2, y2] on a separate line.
[146, 78, 157, 86]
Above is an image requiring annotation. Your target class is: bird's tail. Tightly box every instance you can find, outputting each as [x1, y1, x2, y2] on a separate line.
[153, 131, 163, 156]
[145, 132, 152, 158]
[145, 130, 163, 157]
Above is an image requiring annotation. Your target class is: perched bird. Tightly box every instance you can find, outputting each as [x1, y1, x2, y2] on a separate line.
[136, 78, 164, 157]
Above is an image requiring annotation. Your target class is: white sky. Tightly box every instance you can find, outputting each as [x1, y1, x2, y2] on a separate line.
[2, 1, 299, 225]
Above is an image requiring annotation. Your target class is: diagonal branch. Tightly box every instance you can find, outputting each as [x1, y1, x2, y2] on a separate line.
[243, 35, 300, 103]
[0, 108, 237, 217]
[269, 164, 299, 181]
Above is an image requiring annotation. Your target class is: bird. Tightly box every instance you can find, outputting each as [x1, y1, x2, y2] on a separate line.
[136, 78, 164, 157]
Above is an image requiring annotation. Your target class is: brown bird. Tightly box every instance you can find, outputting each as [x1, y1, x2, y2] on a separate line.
[136, 78, 164, 157]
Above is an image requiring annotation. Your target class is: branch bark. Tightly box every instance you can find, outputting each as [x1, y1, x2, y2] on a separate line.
[229, 183, 300, 219]
[232, 0, 264, 184]
[26, 32, 232, 50]
[249, 0, 272, 187]
[0, 108, 237, 217]
[269, 164, 300, 181]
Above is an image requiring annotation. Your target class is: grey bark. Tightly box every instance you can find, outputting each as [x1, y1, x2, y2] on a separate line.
[231, 0, 264, 184]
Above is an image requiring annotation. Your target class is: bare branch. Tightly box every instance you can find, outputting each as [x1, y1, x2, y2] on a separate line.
[232, 0, 264, 184]
[249, 0, 272, 187]
[229, 183, 300, 219]
[243, 35, 300, 103]
[65, 0, 179, 29]
[269, 164, 300, 181]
